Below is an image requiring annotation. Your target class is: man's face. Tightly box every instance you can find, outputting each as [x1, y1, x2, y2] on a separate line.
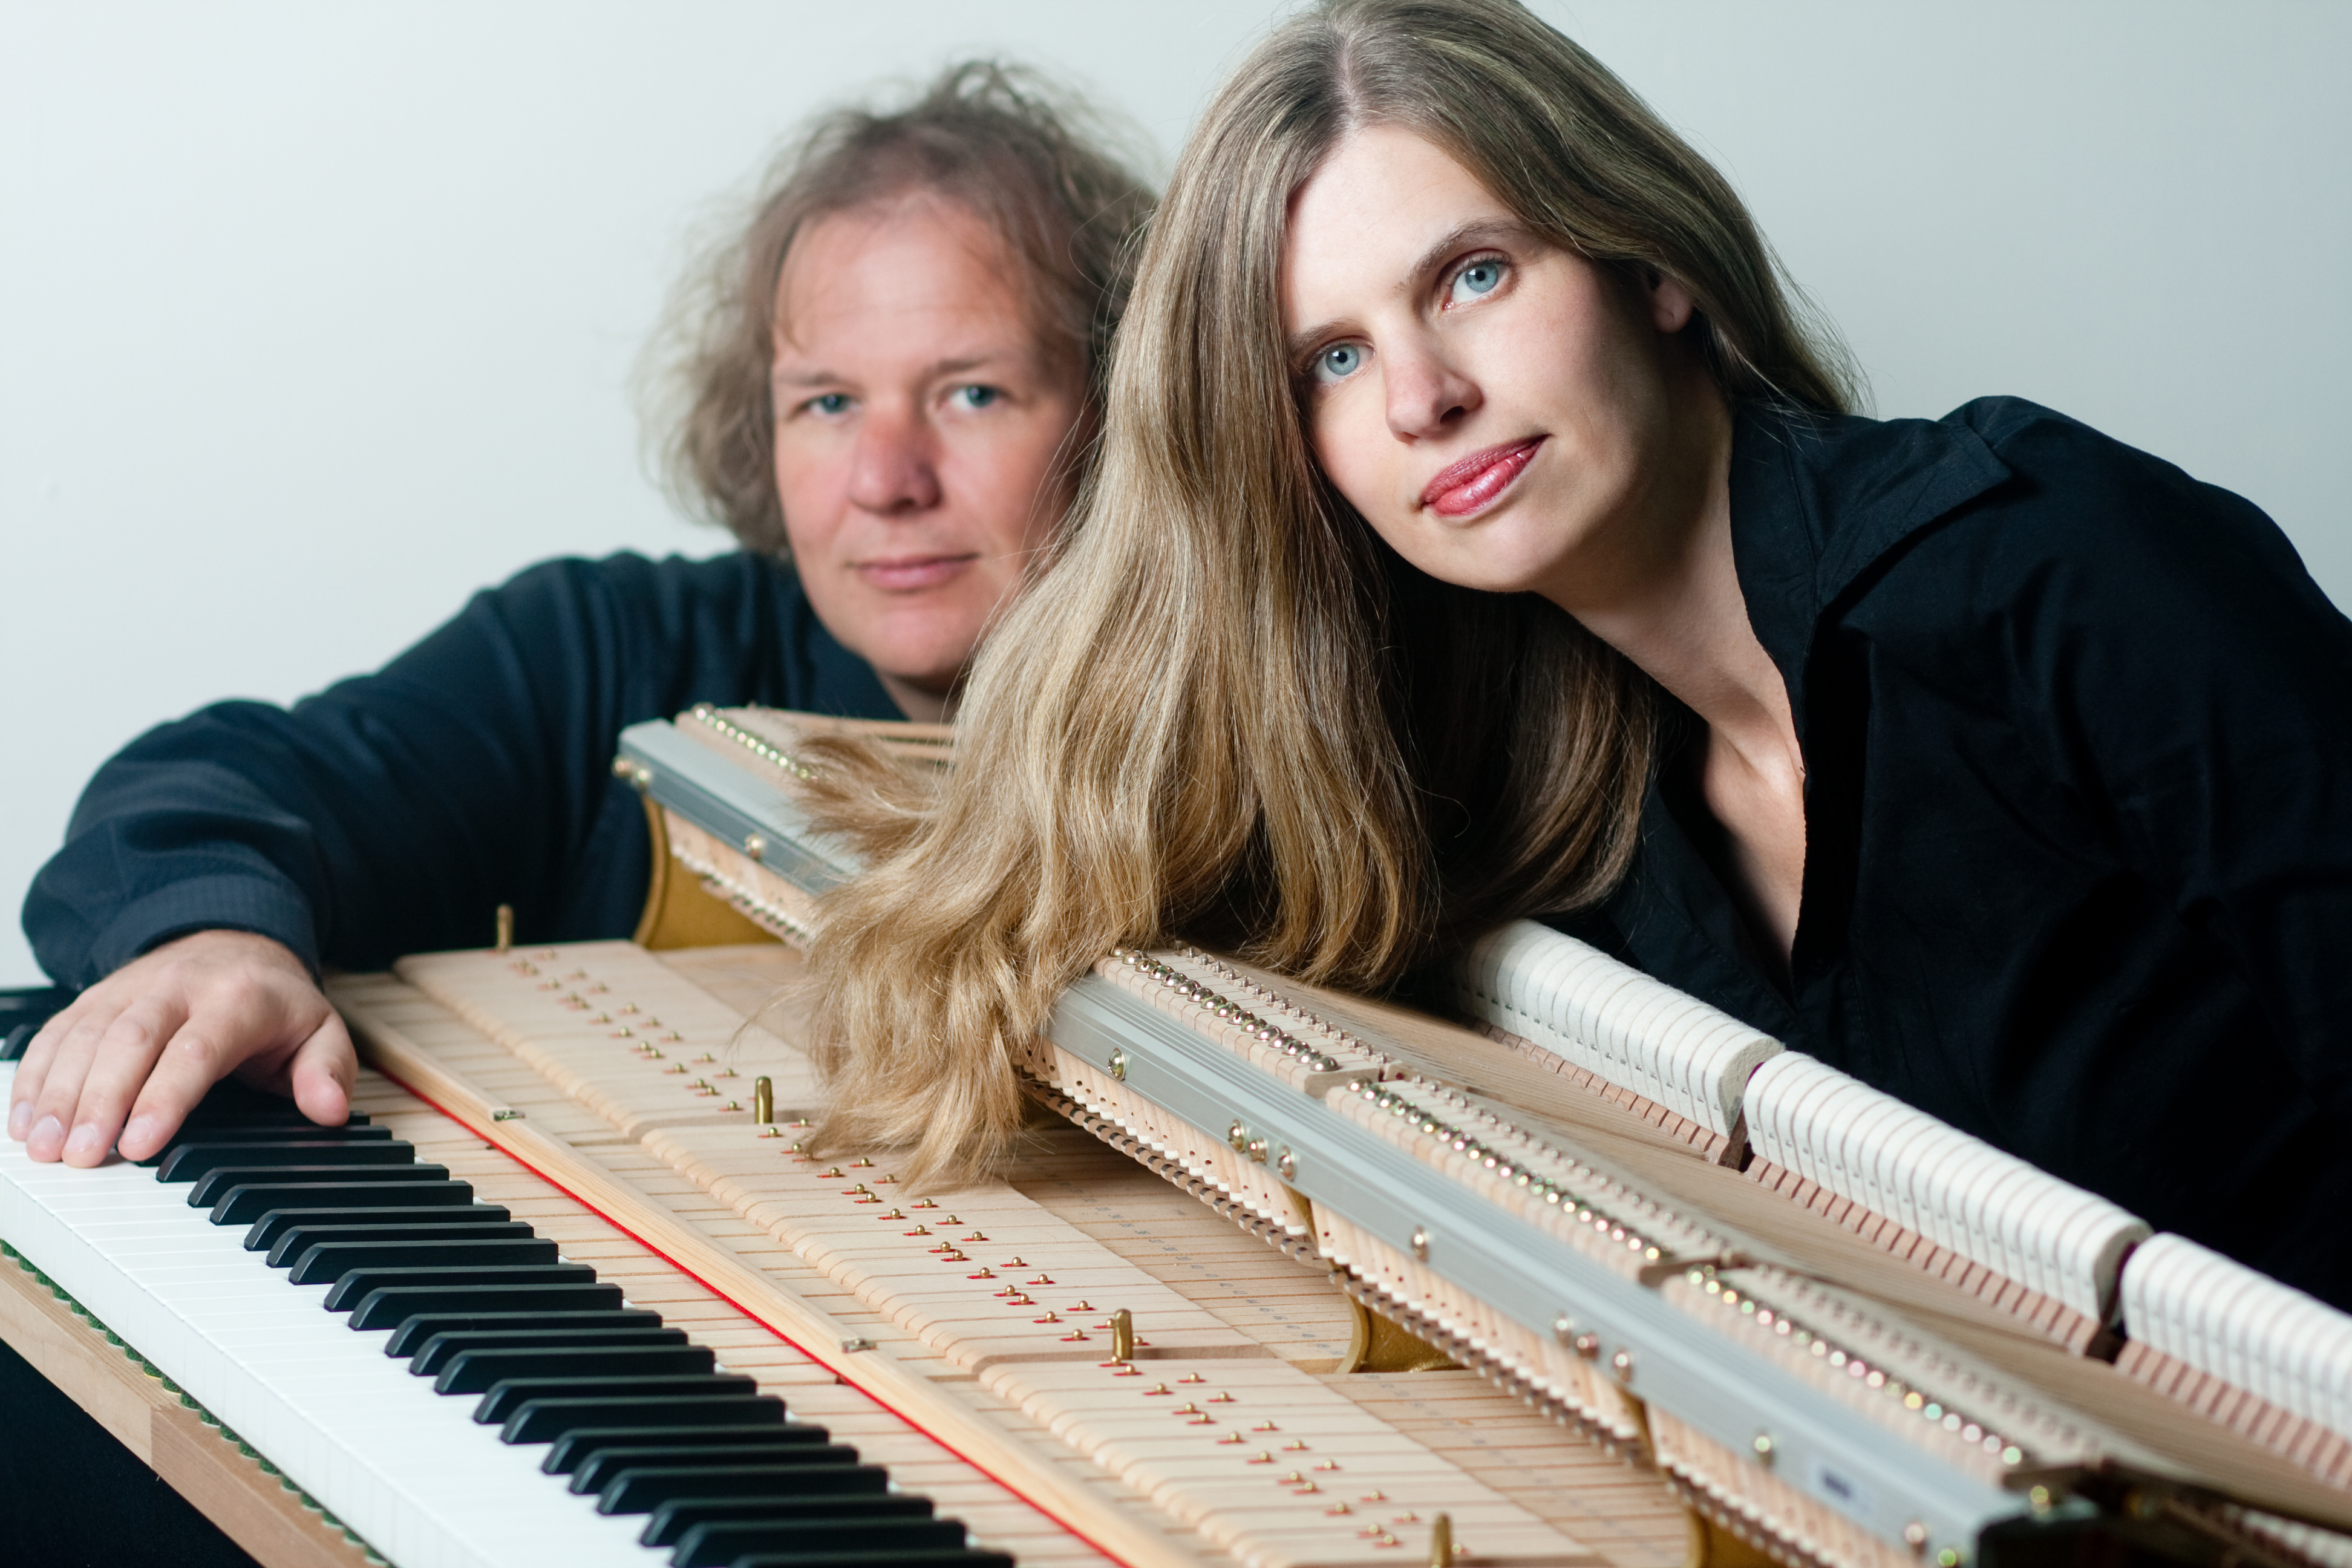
[770, 197, 1086, 720]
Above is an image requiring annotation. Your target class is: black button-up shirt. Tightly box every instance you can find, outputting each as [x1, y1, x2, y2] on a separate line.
[1558, 398, 2352, 1308]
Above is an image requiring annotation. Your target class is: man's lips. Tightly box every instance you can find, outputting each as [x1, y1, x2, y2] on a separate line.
[1420, 438, 1544, 518]
[852, 554, 978, 592]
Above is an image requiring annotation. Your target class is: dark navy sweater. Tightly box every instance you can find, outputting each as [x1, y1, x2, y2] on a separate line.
[24, 551, 897, 983]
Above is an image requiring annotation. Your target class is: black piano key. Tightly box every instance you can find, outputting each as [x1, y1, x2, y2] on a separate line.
[289, 1237, 558, 1285]
[641, 1493, 921, 1547]
[387, 1309, 665, 1361]
[191, 1163, 453, 1210]
[348, 1282, 626, 1331]
[473, 1373, 757, 1426]
[213, 1180, 476, 1227]
[564, 1436, 842, 1495]
[324, 1263, 598, 1312]
[603, 1463, 895, 1514]
[729, 1552, 1014, 1568]
[248, 1204, 516, 1252]
[543, 1423, 832, 1478]
[136, 1123, 394, 1166]
[410, 1326, 687, 1377]
[500, 1393, 786, 1446]
[177, 1083, 364, 1126]
[265, 1220, 537, 1267]
[156, 1140, 419, 1183]
[434, 1342, 714, 1394]
[671, 1516, 966, 1567]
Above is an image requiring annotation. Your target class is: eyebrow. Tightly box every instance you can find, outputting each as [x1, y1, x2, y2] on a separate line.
[1283, 218, 1537, 364]
[770, 352, 1007, 390]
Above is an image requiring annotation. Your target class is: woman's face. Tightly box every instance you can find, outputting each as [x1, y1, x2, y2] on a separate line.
[1281, 126, 1703, 614]
[772, 197, 1085, 719]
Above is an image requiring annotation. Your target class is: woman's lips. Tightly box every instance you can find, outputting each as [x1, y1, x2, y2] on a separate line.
[1420, 438, 1543, 518]
[853, 554, 977, 592]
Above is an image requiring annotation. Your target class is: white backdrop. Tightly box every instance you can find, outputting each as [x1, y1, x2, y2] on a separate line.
[3, 1, 2346, 987]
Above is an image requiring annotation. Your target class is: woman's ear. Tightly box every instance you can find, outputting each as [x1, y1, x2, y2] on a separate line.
[1648, 272, 1697, 335]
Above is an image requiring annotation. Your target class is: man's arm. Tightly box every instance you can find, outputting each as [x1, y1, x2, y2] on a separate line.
[12, 551, 846, 1165]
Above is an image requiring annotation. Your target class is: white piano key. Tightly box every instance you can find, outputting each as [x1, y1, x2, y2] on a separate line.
[0, 1065, 661, 1568]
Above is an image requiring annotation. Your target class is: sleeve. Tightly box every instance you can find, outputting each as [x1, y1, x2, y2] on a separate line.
[1981, 408, 2352, 1105]
[19, 551, 819, 987]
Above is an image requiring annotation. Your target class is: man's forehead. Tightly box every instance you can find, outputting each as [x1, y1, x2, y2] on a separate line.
[774, 197, 1031, 349]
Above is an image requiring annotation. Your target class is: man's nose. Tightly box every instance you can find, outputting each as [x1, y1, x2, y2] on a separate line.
[846, 404, 943, 514]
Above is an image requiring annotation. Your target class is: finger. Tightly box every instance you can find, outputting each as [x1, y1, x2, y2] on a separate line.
[45, 999, 183, 1166]
[118, 1014, 243, 1164]
[68, 1003, 185, 1166]
[284, 1013, 356, 1129]
[8, 999, 85, 1139]
[8, 987, 118, 1139]
[24, 1002, 148, 1159]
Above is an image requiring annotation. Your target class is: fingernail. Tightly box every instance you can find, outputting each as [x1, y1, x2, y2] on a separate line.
[123, 1115, 157, 1151]
[64, 1123, 105, 1161]
[7, 1102, 29, 1140]
[30, 1115, 63, 1151]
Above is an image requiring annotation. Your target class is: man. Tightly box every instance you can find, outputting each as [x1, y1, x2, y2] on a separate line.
[11, 62, 1152, 1172]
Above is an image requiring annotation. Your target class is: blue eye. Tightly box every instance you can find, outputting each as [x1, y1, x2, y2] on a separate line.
[953, 385, 1001, 410]
[805, 392, 851, 416]
[1450, 260, 1503, 303]
[1313, 343, 1365, 384]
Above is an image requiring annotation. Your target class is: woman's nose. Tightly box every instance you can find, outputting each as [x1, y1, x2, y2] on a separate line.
[846, 405, 944, 514]
[1384, 346, 1481, 441]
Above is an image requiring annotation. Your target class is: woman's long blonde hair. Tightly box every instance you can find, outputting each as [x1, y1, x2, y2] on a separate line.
[800, 0, 1856, 1187]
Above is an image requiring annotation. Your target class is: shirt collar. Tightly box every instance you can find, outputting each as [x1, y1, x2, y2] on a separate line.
[1726, 402, 2013, 724]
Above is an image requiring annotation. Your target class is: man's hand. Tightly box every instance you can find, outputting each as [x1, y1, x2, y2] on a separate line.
[6, 930, 353, 1166]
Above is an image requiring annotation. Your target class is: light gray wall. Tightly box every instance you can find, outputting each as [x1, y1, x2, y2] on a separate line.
[4, 1, 2345, 987]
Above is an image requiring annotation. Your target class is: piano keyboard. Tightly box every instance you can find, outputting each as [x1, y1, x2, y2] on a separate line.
[0, 1060, 1108, 1568]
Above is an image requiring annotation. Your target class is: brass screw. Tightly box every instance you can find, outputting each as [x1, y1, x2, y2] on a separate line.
[1110, 1309, 1135, 1361]
[493, 904, 514, 953]
[1752, 1433, 1775, 1465]
[753, 1076, 774, 1125]
[1427, 1512, 1454, 1568]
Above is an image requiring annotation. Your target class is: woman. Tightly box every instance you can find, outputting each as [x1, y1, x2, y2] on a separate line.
[805, 1, 2352, 1309]
[11, 61, 1153, 1169]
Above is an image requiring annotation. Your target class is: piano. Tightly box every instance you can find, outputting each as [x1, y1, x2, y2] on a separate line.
[2, 702, 2347, 1568]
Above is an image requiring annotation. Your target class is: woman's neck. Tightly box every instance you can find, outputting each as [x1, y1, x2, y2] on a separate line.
[1560, 382, 1809, 965]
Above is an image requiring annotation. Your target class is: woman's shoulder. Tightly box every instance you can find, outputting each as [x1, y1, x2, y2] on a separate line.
[1769, 397, 2324, 626]
[1801, 399, 2349, 687]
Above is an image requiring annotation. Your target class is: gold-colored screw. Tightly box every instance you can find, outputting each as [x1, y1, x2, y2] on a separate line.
[493, 904, 514, 953]
[753, 1076, 773, 1124]
[1110, 1309, 1135, 1362]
